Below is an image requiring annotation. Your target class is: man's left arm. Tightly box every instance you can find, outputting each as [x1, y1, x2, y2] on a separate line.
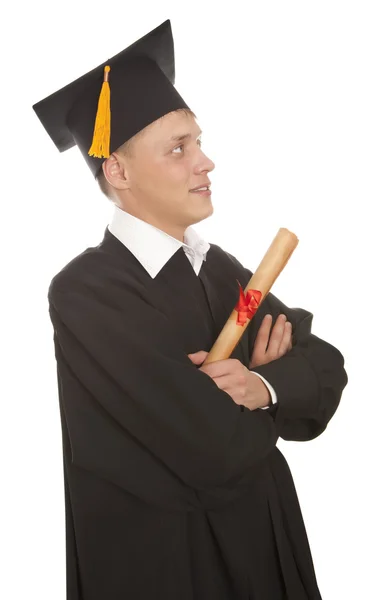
[246, 291, 348, 441]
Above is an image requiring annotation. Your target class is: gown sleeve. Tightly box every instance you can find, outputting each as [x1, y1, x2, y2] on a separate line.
[48, 275, 280, 493]
[225, 251, 348, 441]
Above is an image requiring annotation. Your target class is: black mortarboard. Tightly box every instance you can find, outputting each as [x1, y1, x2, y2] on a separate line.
[32, 19, 190, 177]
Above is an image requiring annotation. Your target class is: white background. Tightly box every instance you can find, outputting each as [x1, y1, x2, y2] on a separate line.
[2, 1, 380, 598]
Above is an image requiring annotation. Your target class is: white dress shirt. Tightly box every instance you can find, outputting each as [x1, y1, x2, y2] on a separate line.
[108, 205, 277, 409]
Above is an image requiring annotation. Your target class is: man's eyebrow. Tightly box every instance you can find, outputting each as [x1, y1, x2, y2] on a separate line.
[168, 130, 202, 143]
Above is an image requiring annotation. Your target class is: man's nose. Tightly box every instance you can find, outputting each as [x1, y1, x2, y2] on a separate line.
[199, 152, 215, 172]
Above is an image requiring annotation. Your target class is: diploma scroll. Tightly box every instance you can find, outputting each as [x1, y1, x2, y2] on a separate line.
[203, 228, 299, 365]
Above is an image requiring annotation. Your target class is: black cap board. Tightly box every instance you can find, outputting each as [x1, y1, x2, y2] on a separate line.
[32, 19, 190, 177]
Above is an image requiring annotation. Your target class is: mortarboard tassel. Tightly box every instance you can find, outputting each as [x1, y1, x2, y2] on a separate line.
[88, 65, 111, 158]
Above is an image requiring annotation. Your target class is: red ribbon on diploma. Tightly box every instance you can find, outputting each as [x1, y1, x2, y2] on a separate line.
[234, 280, 262, 326]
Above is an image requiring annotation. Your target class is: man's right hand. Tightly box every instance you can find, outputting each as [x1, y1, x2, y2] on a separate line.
[249, 314, 293, 369]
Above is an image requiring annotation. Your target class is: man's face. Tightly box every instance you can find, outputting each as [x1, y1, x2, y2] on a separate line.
[118, 110, 215, 239]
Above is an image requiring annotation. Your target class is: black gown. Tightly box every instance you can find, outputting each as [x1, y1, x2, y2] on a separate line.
[48, 226, 348, 599]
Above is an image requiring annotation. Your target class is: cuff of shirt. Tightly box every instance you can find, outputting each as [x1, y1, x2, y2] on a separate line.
[250, 371, 278, 410]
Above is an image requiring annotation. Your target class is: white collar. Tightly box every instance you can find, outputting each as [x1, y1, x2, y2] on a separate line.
[108, 205, 211, 278]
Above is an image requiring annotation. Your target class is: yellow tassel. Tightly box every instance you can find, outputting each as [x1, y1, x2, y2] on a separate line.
[88, 65, 111, 158]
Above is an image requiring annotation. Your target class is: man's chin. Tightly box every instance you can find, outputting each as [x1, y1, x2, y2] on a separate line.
[188, 200, 214, 225]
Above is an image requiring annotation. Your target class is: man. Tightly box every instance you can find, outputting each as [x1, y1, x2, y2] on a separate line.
[33, 19, 348, 600]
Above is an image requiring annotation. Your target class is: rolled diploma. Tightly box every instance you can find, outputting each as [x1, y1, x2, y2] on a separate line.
[203, 228, 299, 365]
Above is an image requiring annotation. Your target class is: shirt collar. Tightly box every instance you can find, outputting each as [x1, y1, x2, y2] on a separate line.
[108, 205, 211, 278]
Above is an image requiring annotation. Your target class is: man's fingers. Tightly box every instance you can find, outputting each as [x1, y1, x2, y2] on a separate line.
[278, 321, 292, 356]
[188, 351, 208, 365]
[266, 314, 287, 359]
[207, 373, 231, 390]
[252, 314, 272, 358]
[200, 358, 242, 380]
[251, 313, 293, 368]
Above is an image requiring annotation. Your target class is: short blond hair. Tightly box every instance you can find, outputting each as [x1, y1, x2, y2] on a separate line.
[96, 107, 196, 201]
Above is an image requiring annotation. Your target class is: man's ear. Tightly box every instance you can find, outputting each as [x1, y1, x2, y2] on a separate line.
[102, 153, 129, 191]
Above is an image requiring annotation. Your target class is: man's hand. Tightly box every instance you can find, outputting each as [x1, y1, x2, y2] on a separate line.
[250, 313, 292, 369]
[188, 313, 293, 410]
[188, 352, 271, 410]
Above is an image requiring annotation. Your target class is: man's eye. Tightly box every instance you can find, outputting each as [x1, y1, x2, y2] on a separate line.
[172, 139, 202, 154]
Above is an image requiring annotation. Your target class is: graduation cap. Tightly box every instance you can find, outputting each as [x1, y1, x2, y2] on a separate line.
[32, 19, 190, 178]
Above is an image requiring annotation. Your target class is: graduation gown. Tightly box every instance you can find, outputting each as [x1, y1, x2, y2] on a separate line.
[48, 226, 348, 600]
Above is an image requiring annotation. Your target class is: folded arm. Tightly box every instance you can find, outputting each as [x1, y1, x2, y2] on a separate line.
[248, 294, 348, 440]
[225, 251, 348, 441]
[49, 275, 282, 494]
